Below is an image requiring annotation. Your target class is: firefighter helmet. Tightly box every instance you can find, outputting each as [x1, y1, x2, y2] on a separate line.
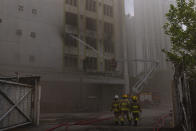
[114, 95, 119, 99]
[132, 96, 138, 101]
[122, 94, 128, 98]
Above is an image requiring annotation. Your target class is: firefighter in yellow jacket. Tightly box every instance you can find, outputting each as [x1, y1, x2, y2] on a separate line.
[111, 95, 120, 125]
[130, 96, 141, 126]
[119, 94, 131, 125]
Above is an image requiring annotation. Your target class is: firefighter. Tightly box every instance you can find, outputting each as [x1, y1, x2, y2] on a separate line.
[111, 95, 120, 125]
[119, 94, 131, 125]
[130, 95, 141, 126]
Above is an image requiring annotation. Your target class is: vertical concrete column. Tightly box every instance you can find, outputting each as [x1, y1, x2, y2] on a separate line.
[122, 1, 130, 94]
[33, 79, 41, 126]
[78, 0, 84, 71]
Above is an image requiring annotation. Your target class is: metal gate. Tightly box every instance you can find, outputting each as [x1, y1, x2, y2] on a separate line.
[0, 77, 41, 131]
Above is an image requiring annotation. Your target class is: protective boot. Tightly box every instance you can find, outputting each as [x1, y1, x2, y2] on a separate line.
[121, 121, 124, 126]
[129, 120, 132, 125]
[134, 120, 137, 126]
[115, 121, 119, 125]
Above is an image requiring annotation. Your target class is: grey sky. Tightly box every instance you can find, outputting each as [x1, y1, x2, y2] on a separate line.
[125, 0, 134, 16]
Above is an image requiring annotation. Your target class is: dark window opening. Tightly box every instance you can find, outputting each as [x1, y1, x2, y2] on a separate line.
[66, 12, 78, 27]
[65, 34, 78, 47]
[86, 36, 97, 49]
[104, 39, 114, 53]
[86, 0, 97, 12]
[86, 17, 97, 31]
[66, 0, 78, 7]
[103, 4, 113, 17]
[105, 59, 116, 72]
[83, 57, 97, 71]
[104, 22, 114, 34]
[64, 54, 78, 68]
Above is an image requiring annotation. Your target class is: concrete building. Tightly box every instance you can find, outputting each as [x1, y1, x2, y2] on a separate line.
[125, 0, 174, 109]
[0, 0, 126, 113]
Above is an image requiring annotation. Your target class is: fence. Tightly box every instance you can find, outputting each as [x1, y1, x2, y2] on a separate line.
[0, 76, 41, 130]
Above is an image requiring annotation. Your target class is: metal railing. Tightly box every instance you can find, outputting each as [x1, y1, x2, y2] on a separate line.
[130, 59, 159, 94]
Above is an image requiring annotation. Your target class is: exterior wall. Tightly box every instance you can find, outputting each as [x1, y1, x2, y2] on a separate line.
[41, 81, 123, 113]
[0, 0, 64, 71]
[0, 0, 125, 113]
[125, 0, 174, 109]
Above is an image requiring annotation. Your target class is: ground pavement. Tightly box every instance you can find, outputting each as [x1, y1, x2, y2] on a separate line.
[11, 108, 173, 131]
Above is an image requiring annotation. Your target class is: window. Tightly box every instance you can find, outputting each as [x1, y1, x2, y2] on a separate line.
[66, 12, 78, 27]
[104, 22, 113, 34]
[66, 0, 78, 7]
[32, 9, 37, 15]
[64, 54, 78, 68]
[105, 59, 116, 72]
[104, 39, 114, 53]
[65, 34, 78, 47]
[86, 0, 96, 12]
[16, 29, 23, 36]
[29, 55, 35, 63]
[18, 5, 24, 12]
[86, 17, 97, 31]
[86, 36, 97, 49]
[83, 57, 97, 71]
[30, 32, 36, 38]
[0, 18, 2, 23]
[103, 4, 113, 17]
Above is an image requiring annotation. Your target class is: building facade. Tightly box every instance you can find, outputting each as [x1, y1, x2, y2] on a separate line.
[125, 0, 174, 109]
[64, 0, 124, 74]
[0, 0, 126, 113]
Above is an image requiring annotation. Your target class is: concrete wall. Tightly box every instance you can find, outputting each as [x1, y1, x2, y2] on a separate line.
[41, 81, 123, 113]
[0, 0, 64, 71]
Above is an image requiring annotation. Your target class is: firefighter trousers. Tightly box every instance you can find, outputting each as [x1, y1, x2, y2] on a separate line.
[132, 112, 139, 121]
[113, 112, 120, 123]
[120, 111, 131, 123]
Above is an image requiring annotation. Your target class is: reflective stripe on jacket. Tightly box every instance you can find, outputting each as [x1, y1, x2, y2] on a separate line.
[112, 100, 120, 112]
[131, 102, 141, 112]
[119, 99, 130, 111]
